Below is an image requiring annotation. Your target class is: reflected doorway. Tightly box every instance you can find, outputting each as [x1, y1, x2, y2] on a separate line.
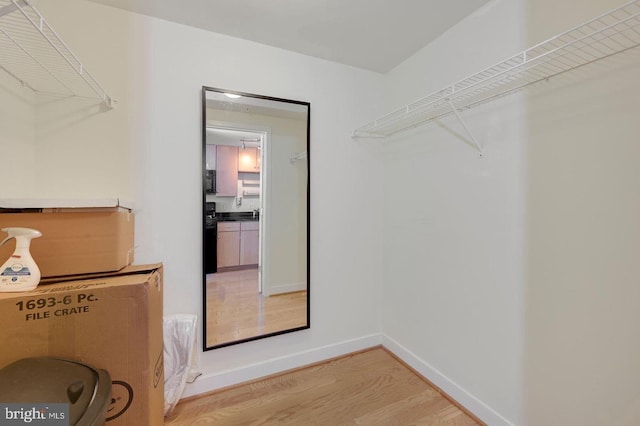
[206, 126, 264, 287]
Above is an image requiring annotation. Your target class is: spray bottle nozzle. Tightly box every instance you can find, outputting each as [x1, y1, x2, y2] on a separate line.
[1, 227, 42, 247]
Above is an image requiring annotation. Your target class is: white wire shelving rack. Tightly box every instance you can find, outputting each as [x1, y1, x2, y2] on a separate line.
[352, 0, 640, 155]
[0, 0, 113, 107]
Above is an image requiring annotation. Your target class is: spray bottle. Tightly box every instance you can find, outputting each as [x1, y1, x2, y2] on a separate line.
[0, 227, 42, 292]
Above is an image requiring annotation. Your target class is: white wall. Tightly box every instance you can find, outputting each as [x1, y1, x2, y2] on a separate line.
[381, 1, 526, 424]
[523, 0, 640, 425]
[381, 0, 640, 425]
[0, 71, 36, 196]
[20, 0, 386, 392]
[264, 117, 308, 293]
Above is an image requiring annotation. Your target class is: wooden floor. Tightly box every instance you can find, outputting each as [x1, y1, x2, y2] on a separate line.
[205, 268, 307, 347]
[165, 347, 482, 425]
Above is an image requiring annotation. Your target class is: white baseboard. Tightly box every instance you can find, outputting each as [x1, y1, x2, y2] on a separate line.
[182, 333, 383, 398]
[380, 335, 514, 426]
[268, 281, 306, 296]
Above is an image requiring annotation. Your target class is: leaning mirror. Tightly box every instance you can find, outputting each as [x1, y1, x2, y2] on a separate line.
[202, 86, 310, 349]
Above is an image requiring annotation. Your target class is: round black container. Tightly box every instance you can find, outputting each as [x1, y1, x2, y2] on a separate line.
[0, 357, 111, 425]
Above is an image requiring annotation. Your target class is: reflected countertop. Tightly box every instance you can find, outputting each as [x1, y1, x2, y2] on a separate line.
[215, 212, 259, 222]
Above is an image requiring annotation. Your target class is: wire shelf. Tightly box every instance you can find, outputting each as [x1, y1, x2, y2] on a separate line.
[353, 0, 640, 138]
[0, 0, 113, 107]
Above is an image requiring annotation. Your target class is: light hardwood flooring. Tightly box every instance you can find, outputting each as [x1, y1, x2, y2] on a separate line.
[165, 347, 482, 425]
[206, 268, 307, 347]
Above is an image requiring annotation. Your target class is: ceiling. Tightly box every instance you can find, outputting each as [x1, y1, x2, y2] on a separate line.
[206, 127, 262, 147]
[87, 0, 490, 73]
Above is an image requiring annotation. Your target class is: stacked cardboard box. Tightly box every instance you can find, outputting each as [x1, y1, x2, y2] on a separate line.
[0, 264, 164, 425]
[0, 199, 134, 278]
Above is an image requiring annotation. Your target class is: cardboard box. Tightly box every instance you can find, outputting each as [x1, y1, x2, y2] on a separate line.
[0, 199, 134, 277]
[0, 264, 164, 425]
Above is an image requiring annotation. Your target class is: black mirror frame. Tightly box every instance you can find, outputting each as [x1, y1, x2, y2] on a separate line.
[201, 86, 311, 350]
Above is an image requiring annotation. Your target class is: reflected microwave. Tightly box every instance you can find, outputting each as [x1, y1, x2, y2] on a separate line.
[205, 170, 216, 194]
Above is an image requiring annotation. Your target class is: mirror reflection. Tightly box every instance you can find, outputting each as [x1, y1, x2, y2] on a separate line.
[202, 87, 310, 349]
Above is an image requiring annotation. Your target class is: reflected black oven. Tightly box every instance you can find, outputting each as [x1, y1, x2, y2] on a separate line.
[204, 202, 217, 274]
[205, 170, 216, 194]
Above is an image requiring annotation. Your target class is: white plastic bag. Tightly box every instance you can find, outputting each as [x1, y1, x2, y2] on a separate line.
[163, 314, 199, 416]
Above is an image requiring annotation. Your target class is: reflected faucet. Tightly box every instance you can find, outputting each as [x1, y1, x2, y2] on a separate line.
[253, 209, 259, 219]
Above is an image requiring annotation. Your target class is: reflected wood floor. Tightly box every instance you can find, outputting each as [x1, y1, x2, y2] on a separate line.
[206, 268, 307, 347]
[165, 347, 482, 425]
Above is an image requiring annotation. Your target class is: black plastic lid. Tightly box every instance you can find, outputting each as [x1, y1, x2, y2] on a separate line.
[0, 357, 111, 425]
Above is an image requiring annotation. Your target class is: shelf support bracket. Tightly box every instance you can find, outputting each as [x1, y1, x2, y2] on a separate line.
[446, 99, 484, 156]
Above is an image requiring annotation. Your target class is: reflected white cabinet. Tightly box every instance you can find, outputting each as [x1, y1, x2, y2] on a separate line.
[238, 147, 260, 173]
[217, 222, 240, 268]
[217, 221, 259, 269]
[205, 145, 216, 170]
[240, 221, 259, 265]
[216, 145, 238, 196]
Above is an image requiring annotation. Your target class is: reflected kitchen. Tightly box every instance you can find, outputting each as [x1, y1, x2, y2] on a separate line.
[204, 133, 263, 275]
